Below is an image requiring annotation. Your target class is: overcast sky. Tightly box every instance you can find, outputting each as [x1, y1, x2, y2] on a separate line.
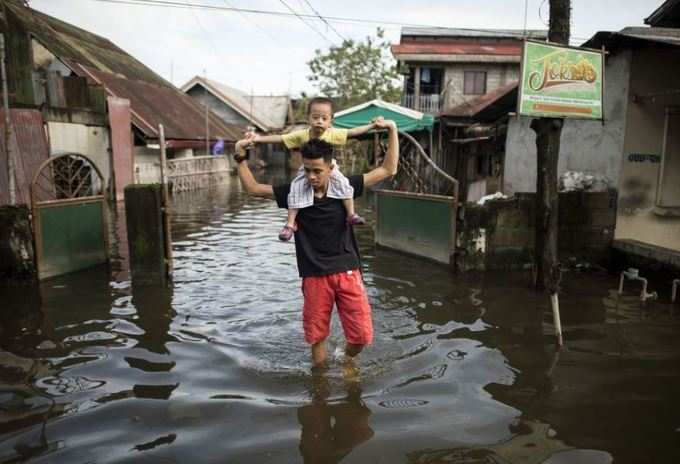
[30, 0, 657, 96]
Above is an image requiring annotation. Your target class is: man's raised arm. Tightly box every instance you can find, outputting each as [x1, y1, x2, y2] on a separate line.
[234, 137, 275, 199]
[363, 119, 399, 188]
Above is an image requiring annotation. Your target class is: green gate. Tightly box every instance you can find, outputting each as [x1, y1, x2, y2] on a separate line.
[31, 154, 108, 280]
[375, 190, 457, 265]
[375, 132, 459, 267]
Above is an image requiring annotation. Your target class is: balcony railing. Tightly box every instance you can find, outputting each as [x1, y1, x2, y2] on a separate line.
[401, 93, 441, 114]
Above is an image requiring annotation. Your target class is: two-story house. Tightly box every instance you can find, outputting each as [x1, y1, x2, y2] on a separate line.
[391, 28, 547, 115]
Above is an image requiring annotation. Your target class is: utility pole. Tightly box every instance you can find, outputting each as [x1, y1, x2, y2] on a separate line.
[531, 0, 570, 346]
[0, 31, 16, 205]
[204, 69, 209, 156]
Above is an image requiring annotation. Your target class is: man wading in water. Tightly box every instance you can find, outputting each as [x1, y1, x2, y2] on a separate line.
[234, 118, 399, 369]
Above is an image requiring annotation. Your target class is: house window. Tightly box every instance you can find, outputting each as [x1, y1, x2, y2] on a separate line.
[655, 108, 680, 212]
[464, 71, 487, 95]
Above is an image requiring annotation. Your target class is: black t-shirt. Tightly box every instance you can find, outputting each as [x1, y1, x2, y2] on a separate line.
[273, 175, 364, 278]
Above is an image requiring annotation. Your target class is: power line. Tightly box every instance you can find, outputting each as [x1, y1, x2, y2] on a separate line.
[90, 0, 590, 42]
[277, 0, 334, 45]
[300, 0, 346, 42]
[219, 0, 280, 45]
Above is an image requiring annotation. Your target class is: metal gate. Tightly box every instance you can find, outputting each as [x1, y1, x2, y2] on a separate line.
[374, 132, 460, 266]
[31, 153, 108, 280]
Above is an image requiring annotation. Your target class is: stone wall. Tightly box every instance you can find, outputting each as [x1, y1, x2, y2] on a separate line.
[457, 191, 617, 271]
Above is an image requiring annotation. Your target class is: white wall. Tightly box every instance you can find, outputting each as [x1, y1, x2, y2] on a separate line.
[615, 46, 680, 251]
[47, 121, 111, 189]
[503, 50, 632, 195]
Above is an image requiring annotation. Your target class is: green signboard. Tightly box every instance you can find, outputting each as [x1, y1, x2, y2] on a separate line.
[519, 41, 604, 120]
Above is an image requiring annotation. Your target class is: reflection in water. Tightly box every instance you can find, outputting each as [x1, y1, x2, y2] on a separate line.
[1, 179, 680, 463]
[407, 419, 613, 464]
[298, 375, 373, 464]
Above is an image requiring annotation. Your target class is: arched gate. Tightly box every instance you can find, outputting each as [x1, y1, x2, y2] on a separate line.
[31, 154, 109, 279]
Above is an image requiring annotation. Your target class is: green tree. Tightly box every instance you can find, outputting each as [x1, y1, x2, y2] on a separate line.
[307, 28, 401, 110]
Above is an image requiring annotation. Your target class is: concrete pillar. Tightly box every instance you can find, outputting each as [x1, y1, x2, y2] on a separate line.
[0, 205, 36, 281]
[124, 184, 169, 285]
[414, 66, 421, 111]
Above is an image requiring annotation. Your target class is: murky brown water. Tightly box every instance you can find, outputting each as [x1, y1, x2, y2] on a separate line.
[2, 176, 680, 463]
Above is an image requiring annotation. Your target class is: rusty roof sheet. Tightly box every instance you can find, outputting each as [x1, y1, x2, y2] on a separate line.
[77, 65, 243, 142]
[441, 81, 518, 120]
[400, 27, 547, 39]
[391, 41, 523, 57]
[2, 3, 243, 141]
[181, 76, 290, 131]
[3, 4, 167, 86]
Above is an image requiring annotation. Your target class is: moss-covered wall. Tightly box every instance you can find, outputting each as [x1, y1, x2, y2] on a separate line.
[457, 192, 617, 271]
[0, 205, 36, 280]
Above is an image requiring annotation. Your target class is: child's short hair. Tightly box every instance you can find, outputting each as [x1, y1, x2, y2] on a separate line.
[301, 139, 333, 164]
[306, 96, 334, 115]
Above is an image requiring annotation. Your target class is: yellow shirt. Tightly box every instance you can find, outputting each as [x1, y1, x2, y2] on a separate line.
[281, 127, 348, 149]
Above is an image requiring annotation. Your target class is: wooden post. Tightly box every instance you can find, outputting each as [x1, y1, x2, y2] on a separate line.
[0, 33, 16, 205]
[158, 124, 173, 277]
[531, 0, 570, 347]
[124, 184, 167, 286]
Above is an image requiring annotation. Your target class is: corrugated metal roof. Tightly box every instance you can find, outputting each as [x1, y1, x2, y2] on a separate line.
[3, 4, 167, 86]
[645, 0, 680, 27]
[583, 27, 680, 49]
[0, 109, 51, 206]
[3, 3, 242, 141]
[251, 96, 290, 130]
[400, 27, 547, 39]
[441, 81, 518, 120]
[181, 77, 290, 131]
[391, 41, 523, 56]
[78, 66, 243, 142]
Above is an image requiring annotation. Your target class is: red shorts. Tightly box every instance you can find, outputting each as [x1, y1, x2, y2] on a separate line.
[301, 269, 373, 345]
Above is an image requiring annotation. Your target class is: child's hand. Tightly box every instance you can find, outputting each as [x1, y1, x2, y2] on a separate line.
[243, 129, 258, 144]
[371, 116, 385, 128]
[237, 132, 257, 151]
[373, 118, 396, 131]
[247, 132, 258, 146]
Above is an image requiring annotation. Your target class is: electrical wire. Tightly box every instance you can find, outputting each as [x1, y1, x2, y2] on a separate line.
[220, 0, 280, 45]
[90, 0, 589, 43]
[300, 0, 346, 42]
[277, 0, 334, 45]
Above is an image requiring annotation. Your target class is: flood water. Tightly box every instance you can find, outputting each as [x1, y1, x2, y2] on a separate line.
[2, 176, 680, 463]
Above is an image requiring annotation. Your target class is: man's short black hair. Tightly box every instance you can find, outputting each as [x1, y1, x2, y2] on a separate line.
[301, 139, 333, 164]
[307, 96, 334, 115]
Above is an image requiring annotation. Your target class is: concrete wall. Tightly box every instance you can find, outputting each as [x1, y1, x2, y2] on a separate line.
[444, 63, 519, 109]
[615, 47, 680, 252]
[134, 146, 160, 183]
[47, 121, 111, 190]
[503, 50, 632, 195]
[457, 192, 616, 271]
[186, 87, 250, 127]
